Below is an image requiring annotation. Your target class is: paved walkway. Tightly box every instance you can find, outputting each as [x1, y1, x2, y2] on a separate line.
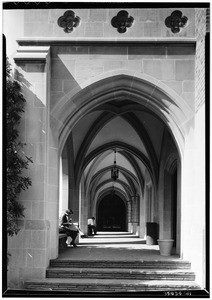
[58, 232, 180, 261]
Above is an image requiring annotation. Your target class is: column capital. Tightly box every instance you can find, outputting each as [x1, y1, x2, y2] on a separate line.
[14, 46, 50, 63]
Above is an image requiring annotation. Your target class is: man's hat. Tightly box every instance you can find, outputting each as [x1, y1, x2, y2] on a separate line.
[65, 209, 73, 215]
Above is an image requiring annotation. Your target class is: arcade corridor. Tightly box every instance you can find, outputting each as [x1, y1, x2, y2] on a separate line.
[60, 77, 181, 253]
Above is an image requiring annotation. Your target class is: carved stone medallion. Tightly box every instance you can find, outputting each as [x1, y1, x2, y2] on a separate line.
[57, 10, 80, 33]
[165, 10, 188, 33]
[111, 10, 134, 33]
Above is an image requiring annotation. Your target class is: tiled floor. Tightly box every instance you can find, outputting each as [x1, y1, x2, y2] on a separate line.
[58, 232, 180, 261]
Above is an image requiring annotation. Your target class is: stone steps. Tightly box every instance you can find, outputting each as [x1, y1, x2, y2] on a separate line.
[46, 267, 195, 281]
[49, 259, 191, 269]
[25, 278, 200, 292]
[25, 259, 200, 292]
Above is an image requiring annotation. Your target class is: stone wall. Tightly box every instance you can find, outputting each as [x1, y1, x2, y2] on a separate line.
[8, 55, 51, 288]
[23, 8, 195, 38]
[195, 8, 206, 111]
[180, 7, 206, 287]
[50, 43, 195, 113]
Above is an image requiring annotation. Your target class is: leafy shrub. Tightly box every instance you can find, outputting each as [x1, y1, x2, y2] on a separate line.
[6, 58, 32, 236]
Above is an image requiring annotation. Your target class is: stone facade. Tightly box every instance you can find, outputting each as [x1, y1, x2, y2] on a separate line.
[4, 7, 207, 290]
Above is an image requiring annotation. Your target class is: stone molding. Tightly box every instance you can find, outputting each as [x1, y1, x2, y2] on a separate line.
[16, 37, 196, 46]
[14, 46, 50, 62]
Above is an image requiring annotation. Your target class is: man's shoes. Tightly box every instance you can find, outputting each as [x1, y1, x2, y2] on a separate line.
[67, 243, 77, 247]
[81, 234, 88, 238]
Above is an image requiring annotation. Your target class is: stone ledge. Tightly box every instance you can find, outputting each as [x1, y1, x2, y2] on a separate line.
[14, 46, 50, 63]
[17, 37, 197, 47]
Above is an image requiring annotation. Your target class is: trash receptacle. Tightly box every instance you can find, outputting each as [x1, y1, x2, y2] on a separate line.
[146, 222, 158, 245]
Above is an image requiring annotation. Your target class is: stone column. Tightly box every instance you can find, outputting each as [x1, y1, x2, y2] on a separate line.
[61, 155, 69, 214]
[139, 192, 146, 238]
[127, 200, 133, 232]
[163, 170, 172, 239]
[79, 177, 88, 234]
[7, 46, 52, 288]
[131, 195, 139, 234]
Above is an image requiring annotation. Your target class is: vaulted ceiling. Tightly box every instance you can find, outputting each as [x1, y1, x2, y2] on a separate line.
[67, 99, 166, 201]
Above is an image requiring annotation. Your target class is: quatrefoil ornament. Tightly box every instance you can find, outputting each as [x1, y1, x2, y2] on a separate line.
[165, 10, 188, 34]
[57, 10, 80, 33]
[111, 10, 134, 33]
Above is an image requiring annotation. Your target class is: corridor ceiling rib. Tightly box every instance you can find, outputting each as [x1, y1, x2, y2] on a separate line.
[84, 151, 112, 188]
[94, 179, 133, 199]
[74, 111, 115, 175]
[74, 111, 158, 188]
[89, 165, 139, 187]
[86, 150, 144, 194]
[83, 150, 143, 204]
[89, 165, 140, 196]
[123, 113, 159, 182]
[120, 151, 145, 191]
[77, 141, 153, 188]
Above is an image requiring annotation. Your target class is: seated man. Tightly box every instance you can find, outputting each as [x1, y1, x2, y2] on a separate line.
[88, 217, 97, 236]
[61, 209, 79, 247]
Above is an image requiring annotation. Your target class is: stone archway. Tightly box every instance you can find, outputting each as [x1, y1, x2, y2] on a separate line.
[97, 193, 127, 231]
[56, 74, 188, 249]
[52, 73, 193, 158]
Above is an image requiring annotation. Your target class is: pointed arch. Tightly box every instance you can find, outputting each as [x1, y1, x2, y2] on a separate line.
[51, 74, 194, 158]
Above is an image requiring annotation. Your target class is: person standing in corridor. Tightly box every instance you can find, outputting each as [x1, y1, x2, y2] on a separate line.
[88, 217, 97, 235]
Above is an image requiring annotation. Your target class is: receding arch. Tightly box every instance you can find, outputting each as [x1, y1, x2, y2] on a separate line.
[95, 179, 133, 199]
[51, 74, 194, 158]
[84, 150, 144, 195]
[90, 165, 139, 187]
[74, 111, 158, 189]
[78, 141, 153, 188]
[90, 169, 138, 197]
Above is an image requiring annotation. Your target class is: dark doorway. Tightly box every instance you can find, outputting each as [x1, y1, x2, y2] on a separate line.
[171, 168, 177, 248]
[97, 194, 127, 231]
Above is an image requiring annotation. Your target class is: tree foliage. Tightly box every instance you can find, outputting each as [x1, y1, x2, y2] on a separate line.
[6, 58, 32, 236]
